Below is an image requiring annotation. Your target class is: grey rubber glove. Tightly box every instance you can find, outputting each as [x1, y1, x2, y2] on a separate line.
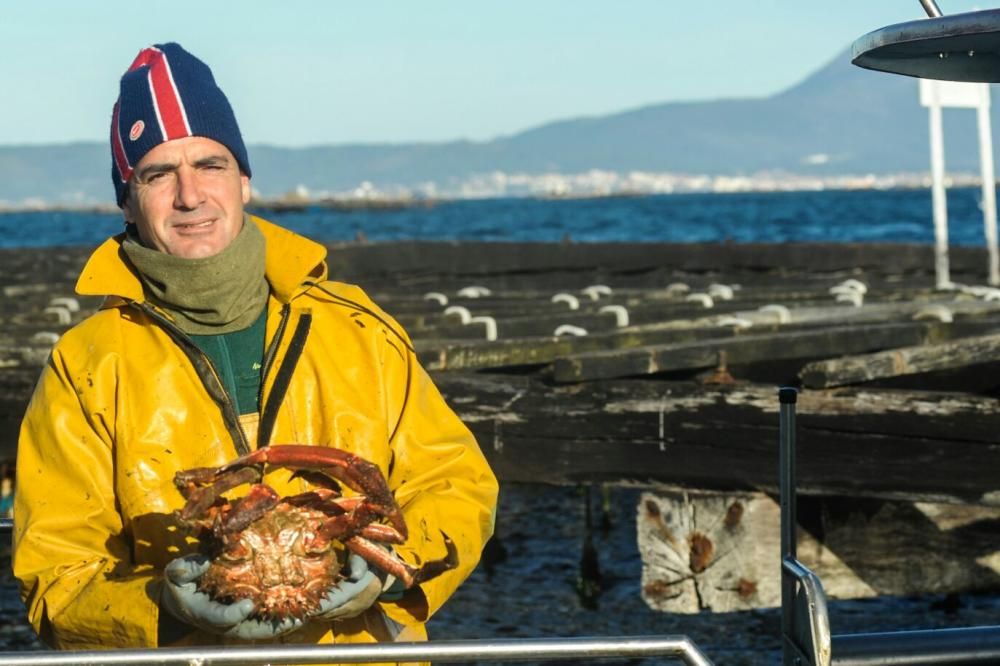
[161, 555, 304, 640]
[371, 545, 408, 602]
[379, 572, 406, 602]
[310, 552, 381, 621]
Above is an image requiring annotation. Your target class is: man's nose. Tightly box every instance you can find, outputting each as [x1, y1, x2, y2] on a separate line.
[174, 167, 206, 209]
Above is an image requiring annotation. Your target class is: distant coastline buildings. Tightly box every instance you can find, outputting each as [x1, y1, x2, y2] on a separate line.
[0, 169, 990, 212]
[433, 169, 986, 199]
[247, 169, 989, 208]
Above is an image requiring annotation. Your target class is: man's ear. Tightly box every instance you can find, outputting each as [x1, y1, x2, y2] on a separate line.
[120, 186, 134, 224]
[241, 175, 251, 205]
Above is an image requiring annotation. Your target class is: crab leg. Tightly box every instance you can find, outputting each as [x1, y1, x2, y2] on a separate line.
[356, 523, 406, 544]
[312, 513, 406, 544]
[220, 484, 281, 534]
[177, 466, 261, 521]
[283, 489, 349, 512]
[287, 491, 408, 544]
[211, 445, 407, 539]
[345, 531, 458, 589]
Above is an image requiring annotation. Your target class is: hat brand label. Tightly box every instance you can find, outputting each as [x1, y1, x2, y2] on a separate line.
[129, 120, 145, 141]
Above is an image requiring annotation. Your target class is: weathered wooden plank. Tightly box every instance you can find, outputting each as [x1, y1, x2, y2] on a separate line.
[410, 301, 775, 341]
[2, 241, 997, 293]
[637, 491, 1000, 613]
[416, 299, 1000, 370]
[801, 332, 1000, 388]
[11, 287, 993, 372]
[415, 319, 769, 370]
[402, 288, 950, 340]
[376, 282, 940, 318]
[399, 294, 722, 327]
[433, 372, 1000, 504]
[550, 320, 978, 383]
[321, 241, 996, 289]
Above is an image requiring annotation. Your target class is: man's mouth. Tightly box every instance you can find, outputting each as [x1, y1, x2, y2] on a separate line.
[174, 219, 215, 231]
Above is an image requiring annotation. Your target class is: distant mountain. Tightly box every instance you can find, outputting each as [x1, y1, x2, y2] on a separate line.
[1, 49, 996, 205]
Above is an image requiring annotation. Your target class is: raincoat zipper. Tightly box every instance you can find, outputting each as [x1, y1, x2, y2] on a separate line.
[257, 311, 312, 448]
[256, 302, 291, 429]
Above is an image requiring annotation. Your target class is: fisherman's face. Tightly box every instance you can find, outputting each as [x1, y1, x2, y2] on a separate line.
[123, 136, 250, 259]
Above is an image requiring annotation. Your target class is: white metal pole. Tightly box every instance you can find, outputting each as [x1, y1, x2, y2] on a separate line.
[918, 0, 944, 17]
[928, 101, 951, 289]
[976, 97, 999, 286]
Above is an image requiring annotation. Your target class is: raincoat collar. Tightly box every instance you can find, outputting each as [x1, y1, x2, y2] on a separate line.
[75, 215, 328, 305]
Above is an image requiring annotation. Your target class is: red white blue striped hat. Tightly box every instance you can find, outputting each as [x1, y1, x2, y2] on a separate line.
[110, 43, 251, 205]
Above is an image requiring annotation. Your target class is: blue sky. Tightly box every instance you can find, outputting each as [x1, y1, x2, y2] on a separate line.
[1, 1, 989, 146]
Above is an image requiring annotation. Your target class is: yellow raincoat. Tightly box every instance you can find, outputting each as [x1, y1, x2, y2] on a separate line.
[13, 216, 499, 660]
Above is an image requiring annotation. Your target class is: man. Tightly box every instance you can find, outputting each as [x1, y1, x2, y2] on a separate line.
[13, 42, 498, 652]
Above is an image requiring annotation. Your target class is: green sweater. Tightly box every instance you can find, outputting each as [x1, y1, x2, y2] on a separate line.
[189, 307, 266, 415]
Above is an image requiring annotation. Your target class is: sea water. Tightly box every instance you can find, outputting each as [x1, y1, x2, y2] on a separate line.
[0, 187, 997, 248]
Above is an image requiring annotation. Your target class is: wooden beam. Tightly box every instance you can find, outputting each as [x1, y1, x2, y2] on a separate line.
[0, 241, 995, 292]
[432, 372, 1000, 504]
[416, 316, 791, 371]
[801, 332, 1000, 388]
[550, 320, 976, 383]
[403, 290, 943, 340]
[320, 241, 995, 289]
[416, 300, 1000, 371]
[381, 283, 938, 320]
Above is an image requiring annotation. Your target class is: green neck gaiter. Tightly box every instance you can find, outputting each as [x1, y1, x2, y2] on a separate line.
[122, 217, 270, 335]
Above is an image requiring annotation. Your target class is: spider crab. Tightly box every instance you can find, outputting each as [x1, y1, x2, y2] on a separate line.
[173, 444, 458, 621]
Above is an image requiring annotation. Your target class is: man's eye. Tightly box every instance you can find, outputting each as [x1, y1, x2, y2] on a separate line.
[146, 172, 167, 183]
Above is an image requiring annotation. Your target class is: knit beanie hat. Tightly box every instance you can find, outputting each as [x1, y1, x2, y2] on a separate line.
[110, 42, 251, 205]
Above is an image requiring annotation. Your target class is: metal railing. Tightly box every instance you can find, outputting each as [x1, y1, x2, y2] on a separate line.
[779, 387, 832, 666]
[778, 387, 1000, 666]
[0, 636, 714, 665]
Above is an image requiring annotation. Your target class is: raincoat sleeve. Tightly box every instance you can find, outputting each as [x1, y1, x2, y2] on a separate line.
[378, 325, 499, 626]
[13, 343, 160, 648]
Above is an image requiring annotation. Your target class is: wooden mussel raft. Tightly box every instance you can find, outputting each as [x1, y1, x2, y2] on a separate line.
[2, 240, 1000, 613]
